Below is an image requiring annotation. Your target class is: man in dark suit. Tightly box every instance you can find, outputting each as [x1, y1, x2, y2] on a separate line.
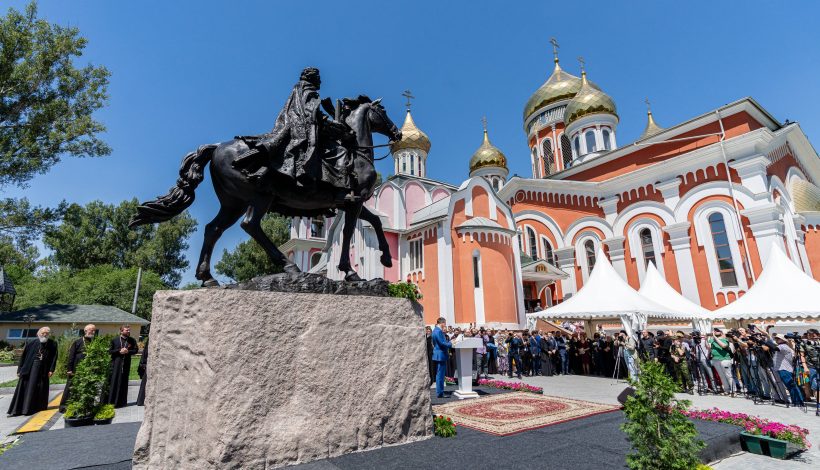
[7, 327, 58, 416]
[530, 330, 542, 376]
[431, 317, 452, 398]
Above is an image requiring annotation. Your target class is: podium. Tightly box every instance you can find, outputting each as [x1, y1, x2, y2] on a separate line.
[453, 337, 482, 399]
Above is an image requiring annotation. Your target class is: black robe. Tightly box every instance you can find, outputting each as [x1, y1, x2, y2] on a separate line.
[7, 338, 58, 416]
[136, 340, 148, 407]
[107, 336, 138, 408]
[59, 337, 91, 412]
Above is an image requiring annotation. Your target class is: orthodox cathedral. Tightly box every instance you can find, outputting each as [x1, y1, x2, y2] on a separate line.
[282, 44, 820, 328]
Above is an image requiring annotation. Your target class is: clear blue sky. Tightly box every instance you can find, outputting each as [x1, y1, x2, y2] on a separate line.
[5, 0, 820, 285]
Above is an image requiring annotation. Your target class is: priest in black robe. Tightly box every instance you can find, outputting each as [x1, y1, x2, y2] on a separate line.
[59, 324, 97, 413]
[136, 339, 148, 406]
[7, 327, 58, 416]
[107, 325, 138, 408]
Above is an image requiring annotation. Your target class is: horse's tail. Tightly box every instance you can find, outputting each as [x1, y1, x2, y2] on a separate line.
[129, 144, 218, 227]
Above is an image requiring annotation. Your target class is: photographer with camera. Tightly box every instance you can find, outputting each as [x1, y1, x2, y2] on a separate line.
[725, 327, 755, 396]
[773, 333, 805, 407]
[690, 330, 717, 394]
[670, 332, 693, 394]
[799, 328, 820, 413]
[614, 330, 639, 380]
[709, 328, 735, 395]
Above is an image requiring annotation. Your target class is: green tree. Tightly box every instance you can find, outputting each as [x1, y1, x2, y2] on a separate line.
[622, 360, 705, 470]
[44, 199, 196, 286]
[13, 265, 166, 320]
[215, 214, 291, 282]
[0, 2, 110, 187]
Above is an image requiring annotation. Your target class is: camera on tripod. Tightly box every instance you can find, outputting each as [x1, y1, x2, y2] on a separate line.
[691, 330, 701, 341]
[784, 332, 802, 343]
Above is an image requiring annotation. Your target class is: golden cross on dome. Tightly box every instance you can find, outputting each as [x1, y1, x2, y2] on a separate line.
[645, 97, 652, 112]
[401, 89, 415, 111]
[481, 116, 488, 132]
[549, 37, 559, 62]
[577, 56, 586, 73]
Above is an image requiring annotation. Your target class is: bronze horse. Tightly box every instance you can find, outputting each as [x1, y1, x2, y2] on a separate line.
[129, 97, 401, 286]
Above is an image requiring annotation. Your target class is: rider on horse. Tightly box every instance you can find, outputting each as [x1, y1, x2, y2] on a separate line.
[232, 67, 360, 202]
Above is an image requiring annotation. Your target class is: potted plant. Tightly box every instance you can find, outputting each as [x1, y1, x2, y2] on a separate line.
[93, 404, 115, 425]
[63, 336, 113, 427]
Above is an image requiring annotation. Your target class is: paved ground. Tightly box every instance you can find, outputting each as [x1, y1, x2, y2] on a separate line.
[496, 373, 820, 468]
[0, 373, 816, 469]
[0, 366, 16, 384]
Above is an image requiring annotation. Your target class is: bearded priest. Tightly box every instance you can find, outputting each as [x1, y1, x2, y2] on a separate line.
[7, 327, 58, 416]
[107, 325, 139, 408]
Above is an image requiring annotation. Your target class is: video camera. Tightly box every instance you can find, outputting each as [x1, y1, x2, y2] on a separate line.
[784, 332, 802, 343]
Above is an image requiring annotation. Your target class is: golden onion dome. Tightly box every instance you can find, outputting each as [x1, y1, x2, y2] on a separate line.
[390, 110, 431, 154]
[523, 58, 601, 123]
[638, 107, 665, 140]
[564, 71, 617, 126]
[469, 128, 507, 174]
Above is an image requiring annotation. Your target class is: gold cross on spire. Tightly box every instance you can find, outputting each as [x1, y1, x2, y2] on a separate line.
[401, 89, 415, 111]
[481, 116, 488, 132]
[645, 97, 652, 113]
[577, 56, 586, 73]
[549, 37, 559, 63]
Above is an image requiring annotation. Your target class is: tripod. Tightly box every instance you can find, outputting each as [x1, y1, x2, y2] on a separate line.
[612, 344, 623, 380]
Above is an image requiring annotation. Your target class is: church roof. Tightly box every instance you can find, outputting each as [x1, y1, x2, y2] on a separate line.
[390, 110, 431, 154]
[0, 304, 149, 325]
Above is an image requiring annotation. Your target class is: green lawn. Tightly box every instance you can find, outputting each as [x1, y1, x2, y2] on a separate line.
[0, 354, 141, 388]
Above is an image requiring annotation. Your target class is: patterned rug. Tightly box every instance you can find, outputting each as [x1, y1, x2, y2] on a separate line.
[432, 392, 620, 436]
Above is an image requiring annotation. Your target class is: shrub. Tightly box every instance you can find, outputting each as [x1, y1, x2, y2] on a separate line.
[0, 350, 13, 363]
[94, 403, 115, 420]
[388, 282, 422, 301]
[53, 335, 75, 380]
[433, 414, 456, 437]
[64, 336, 112, 419]
[0, 340, 12, 351]
[622, 360, 704, 470]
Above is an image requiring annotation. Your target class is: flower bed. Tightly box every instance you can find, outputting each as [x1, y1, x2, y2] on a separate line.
[444, 376, 456, 385]
[433, 414, 456, 437]
[683, 408, 810, 449]
[477, 378, 543, 394]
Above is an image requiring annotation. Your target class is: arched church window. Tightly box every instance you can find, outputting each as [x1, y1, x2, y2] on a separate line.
[527, 227, 537, 259]
[492, 178, 499, 191]
[542, 239, 555, 266]
[542, 139, 554, 176]
[602, 129, 611, 151]
[708, 213, 738, 287]
[584, 240, 596, 274]
[410, 154, 415, 175]
[585, 131, 596, 153]
[560, 134, 572, 170]
[402, 157, 406, 173]
[639, 228, 656, 268]
[309, 252, 322, 269]
[310, 216, 325, 238]
[573, 136, 580, 159]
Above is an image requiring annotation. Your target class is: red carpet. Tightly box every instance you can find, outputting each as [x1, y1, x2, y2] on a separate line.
[433, 392, 620, 436]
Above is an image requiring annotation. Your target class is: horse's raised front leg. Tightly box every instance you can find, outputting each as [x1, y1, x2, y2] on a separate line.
[240, 199, 300, 274]
[196, 203, 245, 287]
[358, 206, 392, 268]
[337, 203, 363, 281]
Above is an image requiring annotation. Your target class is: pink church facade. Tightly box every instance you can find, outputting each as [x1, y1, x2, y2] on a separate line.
[283, 50, 820, 328]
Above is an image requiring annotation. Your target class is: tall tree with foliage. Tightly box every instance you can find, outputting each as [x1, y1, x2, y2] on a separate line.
[215, 214, 291, 282]
[621, 360, 705, 470]
[13, 265, 165, 320]
[44, 199, 196, 286]
[0, 2, 110, 187]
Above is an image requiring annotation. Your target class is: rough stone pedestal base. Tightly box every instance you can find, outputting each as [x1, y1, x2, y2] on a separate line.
[132, 289, 433, 469]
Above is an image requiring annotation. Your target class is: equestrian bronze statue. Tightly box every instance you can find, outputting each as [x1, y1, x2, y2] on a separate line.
[129, 68, 402, 286]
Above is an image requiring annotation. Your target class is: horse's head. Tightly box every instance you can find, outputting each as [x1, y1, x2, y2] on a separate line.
[365, 98, 402, 143]
[344, 95, 401, 143]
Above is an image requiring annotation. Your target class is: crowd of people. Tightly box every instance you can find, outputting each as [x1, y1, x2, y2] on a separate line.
[426, 318, 820, 409]
[6, 324, 148, 417]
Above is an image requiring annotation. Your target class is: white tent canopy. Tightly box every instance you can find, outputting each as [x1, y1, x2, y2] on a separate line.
[527, 248, 692, 337]
[712, 244, 820, 321]
[639, 262, 713, 333]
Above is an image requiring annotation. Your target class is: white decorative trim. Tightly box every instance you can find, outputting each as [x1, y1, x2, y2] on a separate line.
[613, 201, 676, 235]
[654, 178, 682, 208]
[603, 236, 628, 281]
[626, 219, 667, 283]
[554, 247, 577, 297]
[564, 216, 614, 246]
[513, 211, 566, 248]
[661, 222, 700, 303]
[674, 180, 760, 221]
